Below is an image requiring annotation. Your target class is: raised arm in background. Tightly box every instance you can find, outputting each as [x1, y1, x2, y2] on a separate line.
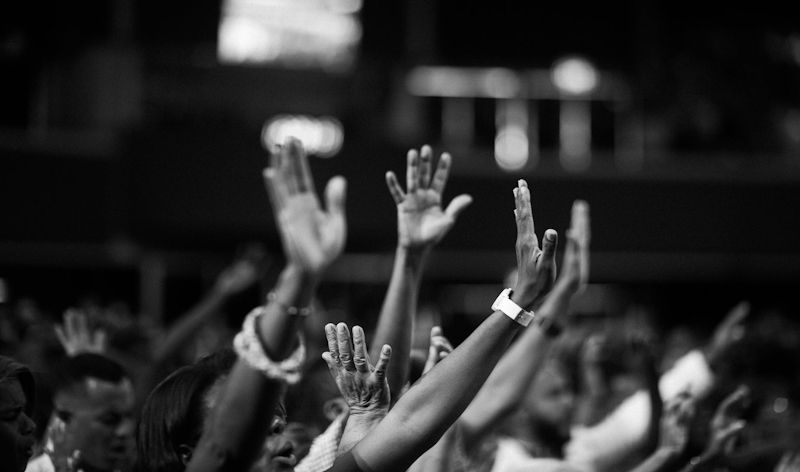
[374, 145, 471, 402]
[325, 178, 558, 472]
[186, 137, 347, 472]
[458, 199, 589, 445]
[628, 391, 695, 472]
[150, 248, 263, 367]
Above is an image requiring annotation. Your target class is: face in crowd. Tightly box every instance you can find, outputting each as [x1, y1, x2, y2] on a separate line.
[0, 376, 36, 472]
[524, 360, 577, 446]
[51, 375, 136, 472]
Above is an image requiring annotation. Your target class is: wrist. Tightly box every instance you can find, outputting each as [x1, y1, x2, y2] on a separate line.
[397, 244, 431, 263]
[277, 264, 319, 305]
[348, 406, 389, 423]
[510, 285, 538, 311]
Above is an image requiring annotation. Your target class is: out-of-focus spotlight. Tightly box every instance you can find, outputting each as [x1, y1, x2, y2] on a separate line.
[262, 115, 344, 157]
[482, 68, 521, 98]
[551, 56, 598, 96]
[495, 126, 529, 171]
[774, 397, 789, 414]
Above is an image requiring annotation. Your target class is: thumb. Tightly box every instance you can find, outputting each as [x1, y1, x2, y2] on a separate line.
[444, 194, 473, 220]
[325, 176, 347, 217]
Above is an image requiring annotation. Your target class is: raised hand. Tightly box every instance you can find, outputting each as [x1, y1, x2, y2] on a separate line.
[659, 391, 695, 455]
[706, 385, 749, 457]
[54, 308, 107, 357]
[263, 137, 347, 276]
[706, 301, 749, 365]
[775, 452, 800, 472]
[214, 251, 264, 296]
[422, 326, 454, 376]
[323, 323, 392, 416]
[385, 145, 472, 252]
[511, 179, 559, 309]
[554, 199, 590, 295]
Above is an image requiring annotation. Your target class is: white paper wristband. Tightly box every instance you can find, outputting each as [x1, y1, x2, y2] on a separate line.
[491, 288, 534, 327]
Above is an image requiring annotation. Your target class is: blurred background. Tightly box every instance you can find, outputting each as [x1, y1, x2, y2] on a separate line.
[2, 0, 800, 337]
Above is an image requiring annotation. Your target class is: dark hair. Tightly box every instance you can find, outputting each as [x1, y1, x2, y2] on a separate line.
[0, 355, 36, 417]
[136, 349, 237, 472]
[55, 353, 129, 394]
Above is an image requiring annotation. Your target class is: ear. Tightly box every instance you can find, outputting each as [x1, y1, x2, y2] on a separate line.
[177, 445, 193, 466]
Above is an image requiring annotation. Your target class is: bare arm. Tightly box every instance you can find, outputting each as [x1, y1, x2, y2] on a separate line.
[373, 145, 471, 402]
[186, 137, 346, 472]
[459, 200, 589, 442]
[337, 179, 554, 472]
[151, 253, 262, 365]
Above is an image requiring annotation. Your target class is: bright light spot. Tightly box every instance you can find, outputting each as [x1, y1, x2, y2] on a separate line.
[495, 126, 529, 171]
[482, 68, 521, 98]
[262, 115, 344, 158]
[406, 67, 479, 97]
[775, 397, 789, 414]
[218, 17, 279, 64]
[217, 0, 361, 70]
[551, 56, 598, 96]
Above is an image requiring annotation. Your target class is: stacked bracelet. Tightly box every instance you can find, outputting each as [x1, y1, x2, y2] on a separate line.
[233, 306, 306, 385]
[268, 291, 313, 316]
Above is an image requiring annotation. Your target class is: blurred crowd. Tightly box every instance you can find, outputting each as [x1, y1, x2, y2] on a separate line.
[1, 137, 799, 472]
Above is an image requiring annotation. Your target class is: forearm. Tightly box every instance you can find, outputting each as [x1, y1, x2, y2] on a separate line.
[460, 283, 570, 440]
[353, 310, 521, 471]
[186, 264, 316, 472]
[460, 325, 549, 438]
[370, 247, 427, 402]
[337, 410, 386, 457]
[628, 448, 682, 472]
[151, 287, 228, 364]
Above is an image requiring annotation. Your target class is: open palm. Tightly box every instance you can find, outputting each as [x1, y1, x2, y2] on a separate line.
[386, 145, 471, 251]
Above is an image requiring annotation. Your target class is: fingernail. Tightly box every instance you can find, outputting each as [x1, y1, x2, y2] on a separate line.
[545, 230, 556, 241]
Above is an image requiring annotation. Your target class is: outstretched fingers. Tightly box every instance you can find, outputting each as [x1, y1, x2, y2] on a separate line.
[406, 149, 419, 193]
[323, 323, 342, 373]
[418, 145, 433, 190]
[371, 344, 392, 384]
[337, 323, 356, 372]
[324, 176, 347, 223]
[385, 171, 406, 205]
[283, 137, 314, 194]
[514, 180, 537, 247]
[444, 194, 473, 220]
[352, 326, 371, 374]
[430, 152, 452, 195]
[717, 385, 750, 420]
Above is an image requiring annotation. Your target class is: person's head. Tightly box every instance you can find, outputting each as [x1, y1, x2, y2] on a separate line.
[522, 358, 577, 450]
[136, 348, 295, 472]
[0, 356, 37, 472]
[51, 353, 135, 472]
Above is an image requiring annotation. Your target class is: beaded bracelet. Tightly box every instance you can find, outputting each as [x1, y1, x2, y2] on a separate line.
[233, 306, 306, 385]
